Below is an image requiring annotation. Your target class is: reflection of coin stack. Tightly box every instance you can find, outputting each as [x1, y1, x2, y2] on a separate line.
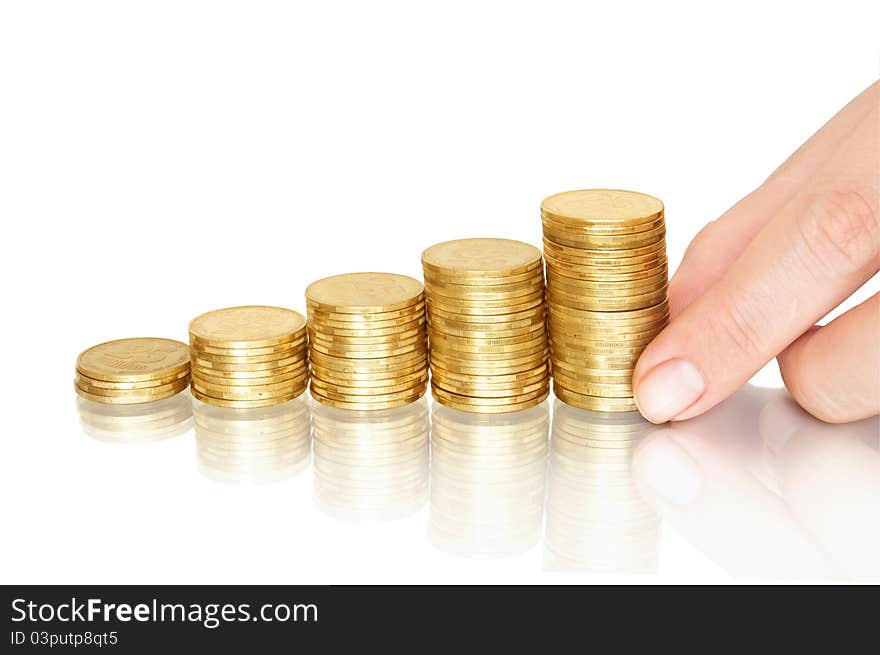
[305, 273, 428, 410]
[544, 400, 660, 574]
[193, 396, 311, 485]
[312, 398, 429, 521]
[76, 393, 193, 443]
[542, 190, 669, 412]
[189, 306, 309, 408]
[421, 239, 550, 413]
[429, 402, 549, 558]
[75, 338, 191, 404]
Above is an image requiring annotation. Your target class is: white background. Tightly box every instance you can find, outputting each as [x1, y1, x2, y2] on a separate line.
[0, 1, 877, 584]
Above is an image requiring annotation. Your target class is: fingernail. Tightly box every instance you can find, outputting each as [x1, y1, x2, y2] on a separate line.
[633, 436, 702, 505]
[635, 358, 705, 423]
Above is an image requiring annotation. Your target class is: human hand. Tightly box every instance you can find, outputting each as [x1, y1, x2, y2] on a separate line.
[633, 81, 880, 424]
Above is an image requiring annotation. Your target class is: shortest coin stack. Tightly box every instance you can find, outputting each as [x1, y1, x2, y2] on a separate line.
[305, 272, 429, 411]
[75, 337, 191, 405]
[189, 306, 309, 409]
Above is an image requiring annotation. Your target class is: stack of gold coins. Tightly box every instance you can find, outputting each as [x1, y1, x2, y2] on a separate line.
[188, 306, 309, 408]
[305, 273, 428, 410]
[312, 399, 430, 521]
[193, 395, 312, 485]
[75, 338, 191, 404]
[429, 402, 549, 558]
[544, 401, 660, 573]
[541, 189, 669, 412]
[421, 238, 550, 413]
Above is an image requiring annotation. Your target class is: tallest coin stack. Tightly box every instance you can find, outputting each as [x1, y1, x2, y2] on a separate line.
[541, 189, 669, 412]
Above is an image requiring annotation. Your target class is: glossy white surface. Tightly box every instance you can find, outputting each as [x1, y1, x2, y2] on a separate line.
[3, 385, 876, 584]
[1, 1, 878, 584]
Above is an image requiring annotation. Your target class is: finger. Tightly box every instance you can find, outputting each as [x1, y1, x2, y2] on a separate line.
[634, 106, 880, 423]
[759, 395, 880, 581]
[778, 293, 880, 423]
[670, 80, 879, 316]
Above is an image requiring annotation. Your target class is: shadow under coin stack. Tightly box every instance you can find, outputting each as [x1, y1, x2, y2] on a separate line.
[188, 306, 309, 408]
[75, 337, 191, 405]
[542, 189, 669, 412]
[193, 395, 312, 485]
[305, 273, 428, 410]
[544, 401, 660, 574]
[421, 239, 550, 413]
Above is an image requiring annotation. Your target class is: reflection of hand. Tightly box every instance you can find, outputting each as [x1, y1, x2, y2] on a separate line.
[633, 82, 879, 424]
[631, 386, 880, 581]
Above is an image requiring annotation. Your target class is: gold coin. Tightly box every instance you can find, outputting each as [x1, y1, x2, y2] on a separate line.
[542, 213, 665, 236]
[305, 301, 426, 324]
[305, 307, 425, 331]
[192, 355, 306, 374]
[425, 277, 544, 299]
[192, 373, 308, 396]
[189, 306, 306, 348]
[431, 383, 549, 412]
[310, 374, 428, 397]
[309, 360, 426, 383]
[428, 319, 545, 342]
[549, 333, 656, 353]
[424, 275, 545, 299]
[547, 271, 668, 294]
[432, 375, 549, 398]
[75, 368, 190, 390]
[547, 287, 668, 311]
[431, 361, 549, 384]
[543, 236, 665, 261]
[548, 319, 666, 341]
[191, 387, 302, 408]
[421, 238, 542, 277]
[550, 368, 634, 385]
[76, 337, 190, 383]
[553, 384, 638, 412]
[545, 263, 668, 284]
[310, 386, 426, 410]
[543, 223, 665, 250]
[430, 342, 549, 364]
[432, 366, 549, 391]
[547, 300, 669, 323]
[428, 329, 546, 351]
[430, 352, 548, 376]
[189, 334, 307, 358]
[424, 267, 544, 287]
[543, 250, 668, 273]
[309, 347, 427, 371]
[428, 289, 544, 316]
[427, 300, 545, 322]
[74, 379, 189, 404]
[312, 365, 427, 388]
[308, 316, 425, 338]
[548, 308, 667, 330]
[550, 372, 633, 398]
[306, 272, 424, 313]
[192, 381, 306, 402]
[549, 357, 635, 376]
[74, 375, 189, 397]
[191, 345, 307, 365]
[189, 360, 308, 380]
[310, 339, 427, 359]
[193, 367, 309, 389]
[308, 332, 425, 352]
[541, 189, 664, 227]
